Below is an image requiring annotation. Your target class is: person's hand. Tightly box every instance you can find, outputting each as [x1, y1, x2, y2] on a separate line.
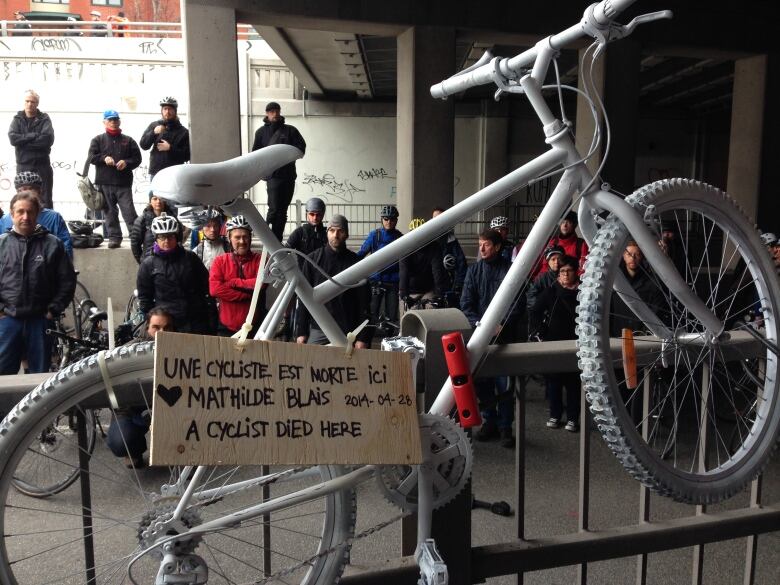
[154, 124, 165, 135]
[157, 139, 171, 152]
[116, 160, 127, 171]
[46, 311, 55, 320]
[296, 336, 307, 344]
[104, 156, 115, 166]
[354, 341, 368, 350]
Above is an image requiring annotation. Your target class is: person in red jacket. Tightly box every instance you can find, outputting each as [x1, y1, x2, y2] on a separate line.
[209, 215, 263, 336]
[529, 210, 589, 280]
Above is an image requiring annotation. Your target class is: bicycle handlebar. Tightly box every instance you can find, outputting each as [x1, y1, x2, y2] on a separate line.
[430, 0, 639, 99]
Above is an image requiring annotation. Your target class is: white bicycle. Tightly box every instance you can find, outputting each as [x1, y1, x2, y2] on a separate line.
[0, 0, 778, 583]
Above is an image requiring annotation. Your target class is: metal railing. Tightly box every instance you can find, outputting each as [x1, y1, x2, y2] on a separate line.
[0, 19, 256, 38]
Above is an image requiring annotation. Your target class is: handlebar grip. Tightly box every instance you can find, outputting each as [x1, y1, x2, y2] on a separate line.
[592, 0, 639, 24]
[430, 63, 495, 99]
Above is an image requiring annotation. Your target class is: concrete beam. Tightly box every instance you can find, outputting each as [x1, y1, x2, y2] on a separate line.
[253, 26, 325, 95]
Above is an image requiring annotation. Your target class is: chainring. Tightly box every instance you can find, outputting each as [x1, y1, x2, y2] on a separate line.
[377, 413, 472, 511]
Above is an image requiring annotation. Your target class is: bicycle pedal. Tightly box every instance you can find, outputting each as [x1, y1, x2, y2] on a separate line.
[416, 539, 448, 585]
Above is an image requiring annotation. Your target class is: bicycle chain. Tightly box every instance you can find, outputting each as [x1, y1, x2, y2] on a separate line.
[250, 509, 412, 585]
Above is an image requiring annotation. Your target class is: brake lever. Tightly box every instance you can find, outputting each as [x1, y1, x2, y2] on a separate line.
[622, 10, 673, 36]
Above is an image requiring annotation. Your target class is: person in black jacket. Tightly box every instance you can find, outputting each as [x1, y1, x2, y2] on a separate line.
[610, 241, 667, 337]
[136, 213, 214, 334]
[251, 102, 306, 241]
[399, 218, 447, 313]
[295, 215, 372, 348]
[529, 255, 581, 432]
[130, 193, 179, 263]
[285, 197, 327, 262]
[0, 192, 76, 374]
[8, 90, 55, 209]
[461, 229, 523, 447]
[139, 96, 190, 179]
[88, 110, 142, 248]
[527, 245, 564, 316]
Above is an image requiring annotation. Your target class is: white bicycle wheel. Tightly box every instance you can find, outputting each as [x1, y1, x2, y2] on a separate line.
[0, 342, 356, 584]
[578, 179, 780, 504]
[11, 408, 97, 498]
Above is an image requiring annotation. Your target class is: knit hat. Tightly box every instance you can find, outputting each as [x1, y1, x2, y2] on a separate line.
[329, 214, 349, 235]
[265, 101, 281, 112]
[544, 245, 565, 260]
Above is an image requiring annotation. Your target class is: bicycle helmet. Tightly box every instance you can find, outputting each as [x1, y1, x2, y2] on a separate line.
[14, 170, 43, 190]
[226, 215, 251, 233]
[408, 218, 426, 230]
[179, 207, 224, 230]
[305, 197, 326, 214]
[490, 216, 509, 230]
[760, 232, 777, 247]
[380, 205, 399, 219]
[159, 96, 178, 109]
[67, 220, 98, 236]
[151, 212, 180, 235]
[442, 253, 456, 271]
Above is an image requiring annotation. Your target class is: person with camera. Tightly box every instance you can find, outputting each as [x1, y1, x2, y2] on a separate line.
[140, 96, 190, 180]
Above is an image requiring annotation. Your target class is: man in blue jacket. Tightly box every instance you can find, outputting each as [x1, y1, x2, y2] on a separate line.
[461, 229, 523, 447]
[0, 192, 76, 374]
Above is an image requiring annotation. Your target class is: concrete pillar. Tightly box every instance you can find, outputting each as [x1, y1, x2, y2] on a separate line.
[756, 54, 779, 233]
[575, 47, 606, 178]
[727, 55, 767, 224]
[396, 26, 455, 228]
[603, 38, 642, 194]
[480, 100, 509, 188]
[181, 1, 241, 162]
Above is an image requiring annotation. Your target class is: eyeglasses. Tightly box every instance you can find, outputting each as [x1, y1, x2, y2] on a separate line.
[558, 268, 576, 274]
[381, 217, 395, 221]
[156, 233, 176, 240]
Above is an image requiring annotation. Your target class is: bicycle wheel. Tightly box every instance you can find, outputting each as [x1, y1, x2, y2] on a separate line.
[64, 280, 92, 340]
[0, 343, 356, 584]
[578, 179, 780, 504]
[11, 408, 97, 498]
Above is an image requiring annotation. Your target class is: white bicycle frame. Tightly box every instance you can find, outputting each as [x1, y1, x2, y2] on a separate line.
[149, 0, 725, 553]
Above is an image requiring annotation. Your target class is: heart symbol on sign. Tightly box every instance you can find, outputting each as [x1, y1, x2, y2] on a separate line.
[157, 384, 182, 407]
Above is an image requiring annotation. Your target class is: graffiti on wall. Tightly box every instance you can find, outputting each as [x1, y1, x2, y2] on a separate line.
[301, 173, 367, 203]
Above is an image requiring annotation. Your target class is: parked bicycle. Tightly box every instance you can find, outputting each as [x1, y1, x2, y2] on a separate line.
[0, 1, 778, 583]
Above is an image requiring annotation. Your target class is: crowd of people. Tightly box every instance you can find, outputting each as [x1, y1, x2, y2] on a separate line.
[5, 89, 779, 466]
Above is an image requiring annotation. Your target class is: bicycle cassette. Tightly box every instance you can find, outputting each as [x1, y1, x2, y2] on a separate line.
[377, 413, 472, 511]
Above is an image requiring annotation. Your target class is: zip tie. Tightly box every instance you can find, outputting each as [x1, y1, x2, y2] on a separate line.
[97, 350, 119, 410]
[344, 319, 369, 358]
[234, 246, 269, 350]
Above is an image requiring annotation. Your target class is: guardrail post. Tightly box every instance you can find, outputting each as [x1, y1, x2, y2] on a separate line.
[400, 309, 473, 584]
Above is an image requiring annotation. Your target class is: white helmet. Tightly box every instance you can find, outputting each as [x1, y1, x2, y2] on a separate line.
[760, 232, 777, 247]
[151, 213, 180, 235]
[226, 215, 251, 233]
[490, 216, 509, 229]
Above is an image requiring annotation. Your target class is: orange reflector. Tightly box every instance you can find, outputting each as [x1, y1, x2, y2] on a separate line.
[622, 328, 638, 389]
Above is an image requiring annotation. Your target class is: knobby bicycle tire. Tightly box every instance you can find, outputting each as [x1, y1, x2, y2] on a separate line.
[0, 342, 356, 585]
[577, 179, 780, 504]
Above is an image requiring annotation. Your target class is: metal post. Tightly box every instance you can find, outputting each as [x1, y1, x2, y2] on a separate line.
[76, 408, 96, 584]
[577, 379, 590, 585]
[636, 369, 651, 585]
[262, 464, 272, 576]
[515, 376, 526, 585]
[691, 363, 710, 585]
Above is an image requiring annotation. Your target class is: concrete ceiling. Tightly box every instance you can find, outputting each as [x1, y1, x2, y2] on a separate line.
[231, 0, 773, 112]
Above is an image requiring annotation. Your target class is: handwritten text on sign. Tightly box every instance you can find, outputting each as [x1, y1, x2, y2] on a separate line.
[150, 332, 421, 465]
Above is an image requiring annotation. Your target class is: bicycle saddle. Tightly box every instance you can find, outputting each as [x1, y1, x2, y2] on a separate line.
[150, 144, 303, 206]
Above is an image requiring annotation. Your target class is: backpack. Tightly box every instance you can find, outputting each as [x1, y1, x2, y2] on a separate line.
[77, 158, 105, 211]
[68, 220, 104, 249]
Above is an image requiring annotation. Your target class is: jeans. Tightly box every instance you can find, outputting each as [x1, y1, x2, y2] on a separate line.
[370, 282, 399, 324]
[106, 409, 149, 459]
[0, 315, 51, 375]
[475, 376, 513, 430]
[545, 373, 582, 422]
[266, 178, 296, 242]
[99, 184, 138, 242]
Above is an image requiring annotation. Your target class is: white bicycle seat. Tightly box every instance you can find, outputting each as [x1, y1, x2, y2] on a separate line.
[150, 144, 303, 206]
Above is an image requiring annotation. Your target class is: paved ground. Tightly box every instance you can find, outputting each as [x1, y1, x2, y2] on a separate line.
[347, 380, 780, 585]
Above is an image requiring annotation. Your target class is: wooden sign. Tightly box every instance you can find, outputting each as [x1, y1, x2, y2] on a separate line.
[150, 332, 421, 465]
